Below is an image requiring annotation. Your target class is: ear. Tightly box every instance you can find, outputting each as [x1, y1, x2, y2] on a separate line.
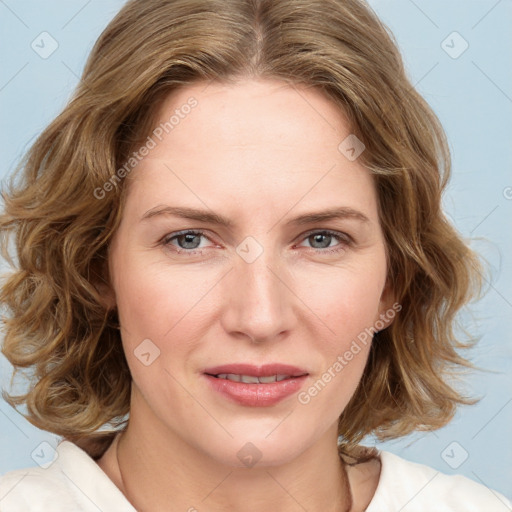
[374, 277, 399, 331]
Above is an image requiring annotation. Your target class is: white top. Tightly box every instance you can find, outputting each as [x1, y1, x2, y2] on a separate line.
[0, 441, 510, 511]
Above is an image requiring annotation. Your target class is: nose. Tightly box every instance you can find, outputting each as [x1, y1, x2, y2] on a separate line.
[220, 243, 296, 343]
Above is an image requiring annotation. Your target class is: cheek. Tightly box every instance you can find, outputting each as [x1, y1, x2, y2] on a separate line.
[110, 248, 219, 375]
[297, 259, 387, 345]
[294, 272, 382, 419]
[293, 256, 386, 400]
[112, 241, 200, 331]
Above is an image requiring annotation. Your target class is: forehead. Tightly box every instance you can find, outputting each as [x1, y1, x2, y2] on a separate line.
[122, 78, 379, 224]
[151, 78, 353, 155]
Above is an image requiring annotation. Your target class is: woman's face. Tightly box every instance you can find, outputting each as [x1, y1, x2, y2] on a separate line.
[107, 78, 394, 467]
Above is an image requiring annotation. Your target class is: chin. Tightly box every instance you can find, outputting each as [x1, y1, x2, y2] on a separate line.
[195, 425, 315, 469]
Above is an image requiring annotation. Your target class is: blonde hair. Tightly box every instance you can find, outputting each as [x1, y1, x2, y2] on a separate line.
[0, 0, 483, 460]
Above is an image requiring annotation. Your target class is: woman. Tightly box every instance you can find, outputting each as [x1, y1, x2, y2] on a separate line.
[0, 0, 510, 510]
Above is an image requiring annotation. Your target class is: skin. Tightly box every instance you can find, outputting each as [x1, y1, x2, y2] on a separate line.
[97, 78, 395, 512]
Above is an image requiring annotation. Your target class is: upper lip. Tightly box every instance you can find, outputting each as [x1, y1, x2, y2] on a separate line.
[204, 363, 309, 377]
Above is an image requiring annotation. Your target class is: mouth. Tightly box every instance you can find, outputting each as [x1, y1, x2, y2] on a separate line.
[206, 373, 304, 383]
[203, 363, 309, 381]
[203, 363, 309, 406]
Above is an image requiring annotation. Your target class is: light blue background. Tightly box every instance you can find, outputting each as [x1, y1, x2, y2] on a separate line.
[1, 0, 511, 503]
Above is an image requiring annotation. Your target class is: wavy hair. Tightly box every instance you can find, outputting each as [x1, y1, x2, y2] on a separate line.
[0, 0, 484, 460]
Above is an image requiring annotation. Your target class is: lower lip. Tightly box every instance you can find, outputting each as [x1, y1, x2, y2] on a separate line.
[203, 374, 308, 407]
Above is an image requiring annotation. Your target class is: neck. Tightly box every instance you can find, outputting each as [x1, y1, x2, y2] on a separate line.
[114, 416, 352, 512]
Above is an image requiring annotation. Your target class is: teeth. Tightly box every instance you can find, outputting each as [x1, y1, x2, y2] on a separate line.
[240, 375, 260, 384]
[258, 375, 278, 383]
[214, 374, 294, 383]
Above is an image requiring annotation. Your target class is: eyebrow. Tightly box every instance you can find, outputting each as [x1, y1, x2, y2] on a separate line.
[140, 205, 370, 227]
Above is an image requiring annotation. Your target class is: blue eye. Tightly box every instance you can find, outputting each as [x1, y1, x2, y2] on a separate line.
[163, 231, 206, 252]
[298, 230, 351, 253]
[161, 229, 351, 256]
[162, 231, 206, 254]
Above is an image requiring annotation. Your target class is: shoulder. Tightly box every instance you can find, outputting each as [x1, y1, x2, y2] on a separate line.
[0, 466, 78, 511]
[366, 449, 512, 512]
[0, 441, 135, 512]
[0, 445, 80, 512]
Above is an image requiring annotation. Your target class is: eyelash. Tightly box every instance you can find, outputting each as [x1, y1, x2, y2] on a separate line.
[160, 229, 352, 256]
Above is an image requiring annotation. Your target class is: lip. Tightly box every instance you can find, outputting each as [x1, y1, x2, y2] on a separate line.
[203, 363, 309, 407]
[204, 363, 308, 378]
